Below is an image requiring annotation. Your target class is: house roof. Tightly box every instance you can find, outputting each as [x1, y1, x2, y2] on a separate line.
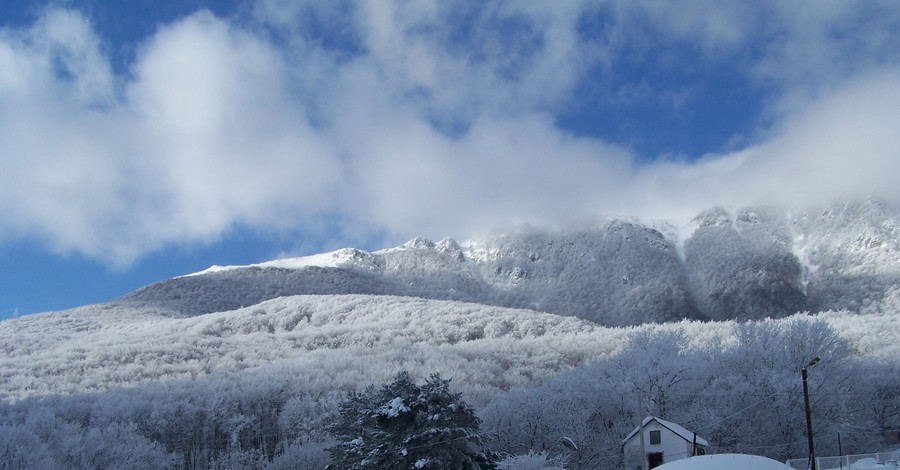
[622, 416, 709, 447]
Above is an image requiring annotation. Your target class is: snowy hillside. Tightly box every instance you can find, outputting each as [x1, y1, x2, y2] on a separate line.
[1, 199, 898, 469]
[121, 198, 900, 326]
[1, 295, 897, 468]
[3, 295, 897, 402]
[0, 295, 614, 401]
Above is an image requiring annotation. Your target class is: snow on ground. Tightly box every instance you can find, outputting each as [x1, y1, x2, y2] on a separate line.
[656, 453, 793, 470]
[661, 454, 899, 470]
[831, 458, 896, 470]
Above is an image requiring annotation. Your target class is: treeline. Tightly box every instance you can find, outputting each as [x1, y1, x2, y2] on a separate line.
[2, 313, 897, 469]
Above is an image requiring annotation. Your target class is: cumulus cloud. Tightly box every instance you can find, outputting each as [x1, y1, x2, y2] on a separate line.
[628, 70, 900, 218]
[1, 2, 900, 265]
[0, 10, 340, 264]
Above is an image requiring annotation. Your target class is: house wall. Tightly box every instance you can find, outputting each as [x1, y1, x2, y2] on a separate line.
[623, 421, 695, 470]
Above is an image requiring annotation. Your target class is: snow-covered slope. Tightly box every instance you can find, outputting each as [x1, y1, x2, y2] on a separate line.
[1, 294, 896, 468]
[120, 198, 900, 326]
[0, 295, 613, 401]
[792, 199, 900, 312]
[4, 294, 897, 403]
[2, 199, 898, 469]
[184, 247, 387, 276]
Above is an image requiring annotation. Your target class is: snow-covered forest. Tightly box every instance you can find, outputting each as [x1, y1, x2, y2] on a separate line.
[1, 200, 899, 469]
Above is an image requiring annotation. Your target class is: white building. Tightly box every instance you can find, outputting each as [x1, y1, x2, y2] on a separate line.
[622, 417, 709, 470]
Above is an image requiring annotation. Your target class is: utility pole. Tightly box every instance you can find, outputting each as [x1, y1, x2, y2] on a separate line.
[636, 391, 647, 470]
[838, 432, 843, 470]
[802, 357, 820, 470]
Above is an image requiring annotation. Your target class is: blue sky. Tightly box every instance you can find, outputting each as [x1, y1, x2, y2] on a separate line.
[2, 1, 900, 318]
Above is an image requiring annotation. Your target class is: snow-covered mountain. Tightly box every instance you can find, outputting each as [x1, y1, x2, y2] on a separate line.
[120, 198, 900, 326]
[1, 198, 898, 469]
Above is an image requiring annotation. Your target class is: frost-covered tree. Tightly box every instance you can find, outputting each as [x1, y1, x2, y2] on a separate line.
[495, 450, 566, 470]
[328, 372, 482, 469]
[0, 425, 59, 469]
[268, 437, 334, 469]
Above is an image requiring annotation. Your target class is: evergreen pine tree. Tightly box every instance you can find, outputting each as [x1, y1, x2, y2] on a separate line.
[328, 372, 482, 469]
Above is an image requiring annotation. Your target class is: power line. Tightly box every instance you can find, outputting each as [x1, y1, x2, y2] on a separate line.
[712, 438, 808, 452]
[694, 391, 782, 433]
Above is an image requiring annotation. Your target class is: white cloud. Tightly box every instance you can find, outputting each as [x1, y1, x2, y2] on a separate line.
[127, 12, 340, 228]
[629, 68, 900, 216]
[0, 10, 340, 264]
[1, 3, 899, 265]
[738, 68, 900, 207]
[620, 1, 755, 56]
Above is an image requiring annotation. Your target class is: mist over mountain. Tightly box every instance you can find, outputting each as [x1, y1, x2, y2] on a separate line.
[121, 198, 900, 326]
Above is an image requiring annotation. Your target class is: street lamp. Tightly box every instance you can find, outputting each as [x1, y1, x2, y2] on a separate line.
[802, 356, 821, 470]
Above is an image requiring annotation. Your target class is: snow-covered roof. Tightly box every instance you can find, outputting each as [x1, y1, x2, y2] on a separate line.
[654, 453, 792, 470]
[623, 416, 709, 447]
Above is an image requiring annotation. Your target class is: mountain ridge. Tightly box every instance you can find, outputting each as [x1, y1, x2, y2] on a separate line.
[116, 198, 900, 326]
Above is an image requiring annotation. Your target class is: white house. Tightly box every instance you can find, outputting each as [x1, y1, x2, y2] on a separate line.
[622, 417, 709, 470]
